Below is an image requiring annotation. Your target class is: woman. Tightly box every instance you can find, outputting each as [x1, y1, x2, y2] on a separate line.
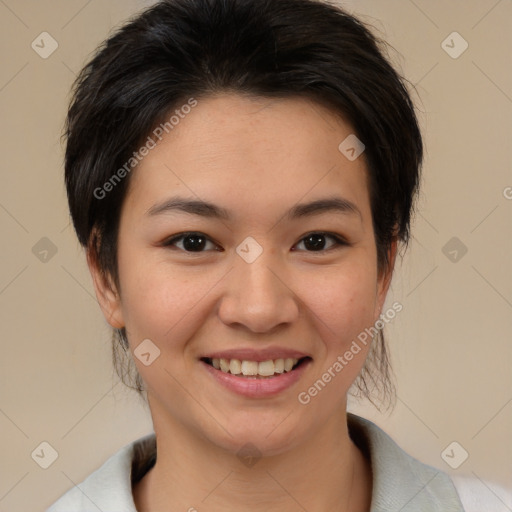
[48, 0, 467, 509]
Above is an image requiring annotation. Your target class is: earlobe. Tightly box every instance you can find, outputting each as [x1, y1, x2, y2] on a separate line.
[86, 248, 125, 329]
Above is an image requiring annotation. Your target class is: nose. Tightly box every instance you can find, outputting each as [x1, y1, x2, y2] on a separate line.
[217, 247, 299, 334]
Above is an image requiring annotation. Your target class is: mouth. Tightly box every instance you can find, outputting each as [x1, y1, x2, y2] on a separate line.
[200, 356, 312, 379]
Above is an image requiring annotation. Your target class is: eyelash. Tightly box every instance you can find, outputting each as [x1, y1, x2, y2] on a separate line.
[162, 231, 349, 254]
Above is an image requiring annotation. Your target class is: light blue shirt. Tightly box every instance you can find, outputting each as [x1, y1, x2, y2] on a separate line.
[47, 414, 467, 511]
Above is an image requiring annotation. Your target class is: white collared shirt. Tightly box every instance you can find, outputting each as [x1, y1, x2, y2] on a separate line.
[46, 414, 510, 511]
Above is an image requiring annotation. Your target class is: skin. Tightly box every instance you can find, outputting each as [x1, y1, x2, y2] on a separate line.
[88, 93, 397, 511]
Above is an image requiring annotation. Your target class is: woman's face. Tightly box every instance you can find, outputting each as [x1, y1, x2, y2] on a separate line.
[91, 93, 394, 455]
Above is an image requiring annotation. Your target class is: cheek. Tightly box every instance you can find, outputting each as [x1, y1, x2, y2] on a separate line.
[293, 263, 380, 410]
[300, 262, 379, 349]
[118, 246, 379, 346]
[116, 251, 223, 353]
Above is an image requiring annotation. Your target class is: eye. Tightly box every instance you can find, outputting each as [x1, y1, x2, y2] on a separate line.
[163, 232, 220, 253]
[163, 231, 348, 254]
[292, 232, 348, 252]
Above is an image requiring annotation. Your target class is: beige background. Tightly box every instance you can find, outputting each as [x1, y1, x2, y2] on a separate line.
[0, 1, 510, 510]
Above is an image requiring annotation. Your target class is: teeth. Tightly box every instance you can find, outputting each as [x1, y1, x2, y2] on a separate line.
[284, 358, 295, 372]
[258, 360, 275, 376]
[229, 359, 241, 375]
[241, 360, 258, 375]
[210, 357, 300, 376]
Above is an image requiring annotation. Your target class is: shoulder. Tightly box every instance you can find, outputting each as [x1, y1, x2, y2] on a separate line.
[348, 414, 465, 511]
[46, 433, 156, 512]
[451, 474, 512, 512]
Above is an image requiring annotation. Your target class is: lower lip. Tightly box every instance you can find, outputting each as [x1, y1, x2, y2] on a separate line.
[201, 359, 311, 398]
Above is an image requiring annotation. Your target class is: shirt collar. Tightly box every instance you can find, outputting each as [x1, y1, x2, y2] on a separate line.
[347, 413, 464, 511]
[68, 414, 464, 511]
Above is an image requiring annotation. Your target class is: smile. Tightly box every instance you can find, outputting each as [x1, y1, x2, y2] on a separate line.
[200, 354, 312, 398]
[202, 357, 308, 378]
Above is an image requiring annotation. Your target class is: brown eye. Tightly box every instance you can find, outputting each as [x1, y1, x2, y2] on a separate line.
[293, 232, 347, 252]
[164, 232, 219, 252]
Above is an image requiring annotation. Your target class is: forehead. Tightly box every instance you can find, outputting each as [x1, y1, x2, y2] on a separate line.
[123, 93, 370, 220]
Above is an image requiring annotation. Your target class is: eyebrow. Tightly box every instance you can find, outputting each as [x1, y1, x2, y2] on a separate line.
[146, 196, 361, 222]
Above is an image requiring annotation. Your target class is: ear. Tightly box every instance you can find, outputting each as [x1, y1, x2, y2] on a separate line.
[374, 236, 398, 319]
[86, 241, 124, 330]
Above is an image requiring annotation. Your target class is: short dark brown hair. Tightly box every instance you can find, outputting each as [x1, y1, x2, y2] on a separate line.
[64, 0, 423, 408]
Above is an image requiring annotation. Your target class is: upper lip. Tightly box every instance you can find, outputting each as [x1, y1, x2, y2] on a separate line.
[201, 348, 311, 362]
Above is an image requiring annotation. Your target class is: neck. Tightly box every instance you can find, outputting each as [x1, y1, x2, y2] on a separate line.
[133, 407, 372, 512]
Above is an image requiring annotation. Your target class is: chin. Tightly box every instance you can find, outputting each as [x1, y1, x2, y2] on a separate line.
[202, 410, 314, 459]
